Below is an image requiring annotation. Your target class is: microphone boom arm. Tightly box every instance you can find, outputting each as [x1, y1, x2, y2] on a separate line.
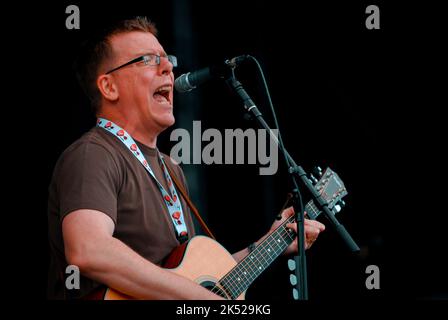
[225, 76, 360, 300]
[226, 77, 360, 252]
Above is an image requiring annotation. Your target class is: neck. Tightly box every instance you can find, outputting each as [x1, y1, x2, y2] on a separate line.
[97, 111, 158, 148]
[129, 129, 158, 149]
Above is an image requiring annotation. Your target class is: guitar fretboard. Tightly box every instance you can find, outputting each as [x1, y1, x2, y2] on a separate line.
[215, 215, 297, 299]
[304, 199, 321, 220]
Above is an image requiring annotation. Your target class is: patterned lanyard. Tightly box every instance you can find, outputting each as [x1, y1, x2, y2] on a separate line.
[96, 118, 188, 240]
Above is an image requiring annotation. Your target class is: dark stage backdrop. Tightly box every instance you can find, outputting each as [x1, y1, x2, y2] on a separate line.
[17, 0, 445, 301]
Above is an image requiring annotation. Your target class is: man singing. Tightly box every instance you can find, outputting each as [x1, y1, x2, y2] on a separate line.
[47, 16, 325, 299]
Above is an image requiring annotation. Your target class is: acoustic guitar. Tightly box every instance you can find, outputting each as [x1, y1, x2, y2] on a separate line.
[103, 167, 347, 300]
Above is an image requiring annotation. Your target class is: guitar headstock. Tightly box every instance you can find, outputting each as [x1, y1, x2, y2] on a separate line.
[306, 167, 348, 219]
[313, 166, 347, 210]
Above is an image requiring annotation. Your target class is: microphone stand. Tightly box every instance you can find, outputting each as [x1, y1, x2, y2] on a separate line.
[225, 76, 360, 300]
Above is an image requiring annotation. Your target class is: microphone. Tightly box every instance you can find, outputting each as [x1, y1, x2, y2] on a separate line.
[174, 55, 249, 93]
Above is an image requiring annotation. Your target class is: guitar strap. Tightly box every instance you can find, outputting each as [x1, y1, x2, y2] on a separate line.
[164, 159, 216, 240]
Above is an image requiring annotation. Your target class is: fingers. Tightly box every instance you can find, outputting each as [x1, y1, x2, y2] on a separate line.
[285, 224, 321, 240]
[286, 223, 297, 232]
[305, 225, 321, 249]
[282, 208, 325, 231]
[275, 206, 294, 221]
[305, 225, 321, 240]
[286, 219, 325, 232]
[286, 219, 324, 249]
[282, 206, 294, 218]
[304, 219, 326, 232]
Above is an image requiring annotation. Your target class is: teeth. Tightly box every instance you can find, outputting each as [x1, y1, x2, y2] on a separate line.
[155, 85, 171, 93]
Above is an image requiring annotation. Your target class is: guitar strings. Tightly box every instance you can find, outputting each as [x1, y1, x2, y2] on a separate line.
[210, 215, 297, 298]
[222, 216, 295, 295]
[211, 221, 295, 298]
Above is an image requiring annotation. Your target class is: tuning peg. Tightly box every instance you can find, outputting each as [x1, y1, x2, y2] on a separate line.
[333, 200, 346, 213]
[313, 166, 323, 178]
[289, 274, 297, 286]
[292, 288, 299, 300]
[309, 174, 318, 184]
[288, 259, 296, 271]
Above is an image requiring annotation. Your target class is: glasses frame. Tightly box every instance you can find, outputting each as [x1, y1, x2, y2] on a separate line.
[105, 54, 177, 74]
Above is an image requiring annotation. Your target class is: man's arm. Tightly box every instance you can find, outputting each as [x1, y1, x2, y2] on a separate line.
[63, 209, 223, 300]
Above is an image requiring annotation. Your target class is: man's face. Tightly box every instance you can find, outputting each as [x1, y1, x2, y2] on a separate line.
[107, 31, 175, 132]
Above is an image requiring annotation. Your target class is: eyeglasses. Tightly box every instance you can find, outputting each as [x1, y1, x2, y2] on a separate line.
[105, 53, 178, 74]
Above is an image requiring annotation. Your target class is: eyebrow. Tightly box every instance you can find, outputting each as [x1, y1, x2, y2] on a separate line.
[135, 51, 168, 58]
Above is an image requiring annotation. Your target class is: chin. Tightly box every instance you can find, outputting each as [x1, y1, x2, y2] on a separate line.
[166, 116, 176, 127]
[157, 114, 176, 130]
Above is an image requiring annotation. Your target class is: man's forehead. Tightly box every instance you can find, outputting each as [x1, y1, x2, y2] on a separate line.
[110, 31, 164, 57]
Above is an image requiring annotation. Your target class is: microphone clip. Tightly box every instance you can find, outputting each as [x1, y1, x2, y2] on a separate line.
[225, 55, 250, 68]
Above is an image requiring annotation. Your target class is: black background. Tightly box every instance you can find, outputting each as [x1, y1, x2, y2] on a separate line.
[7, 0, 446, 305]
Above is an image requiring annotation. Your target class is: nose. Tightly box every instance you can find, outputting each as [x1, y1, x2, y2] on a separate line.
[158, 56, 174, 76]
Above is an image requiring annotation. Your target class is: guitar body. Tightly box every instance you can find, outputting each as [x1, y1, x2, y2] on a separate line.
[103, 236, 245, 300]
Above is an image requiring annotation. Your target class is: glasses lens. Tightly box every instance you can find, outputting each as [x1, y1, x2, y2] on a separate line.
[168, 55, 178, 67]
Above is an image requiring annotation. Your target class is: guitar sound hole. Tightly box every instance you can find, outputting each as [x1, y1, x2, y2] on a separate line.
[200, 281, 228, 299]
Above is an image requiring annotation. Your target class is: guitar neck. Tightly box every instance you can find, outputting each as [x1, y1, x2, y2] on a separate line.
[304, 199, 321, 220]
[217, 216, 294, 299]
[216, 200, 317, 299]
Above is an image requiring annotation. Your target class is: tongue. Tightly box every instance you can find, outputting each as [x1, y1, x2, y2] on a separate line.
[154, 93, 168, 103]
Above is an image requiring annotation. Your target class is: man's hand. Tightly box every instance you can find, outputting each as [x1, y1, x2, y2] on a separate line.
[269, 206, 325, 255]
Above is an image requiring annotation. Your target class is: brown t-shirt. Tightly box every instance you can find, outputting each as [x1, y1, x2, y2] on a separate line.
[47, 127, 196, 299]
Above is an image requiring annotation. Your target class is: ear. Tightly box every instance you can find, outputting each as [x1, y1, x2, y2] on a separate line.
[97, 74, 119, 102]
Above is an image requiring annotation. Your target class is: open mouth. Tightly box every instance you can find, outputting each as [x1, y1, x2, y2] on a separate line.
[153, 85, 172, 104]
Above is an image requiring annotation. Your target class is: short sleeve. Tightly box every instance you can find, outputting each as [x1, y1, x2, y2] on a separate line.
[55, 141, 121, 224]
